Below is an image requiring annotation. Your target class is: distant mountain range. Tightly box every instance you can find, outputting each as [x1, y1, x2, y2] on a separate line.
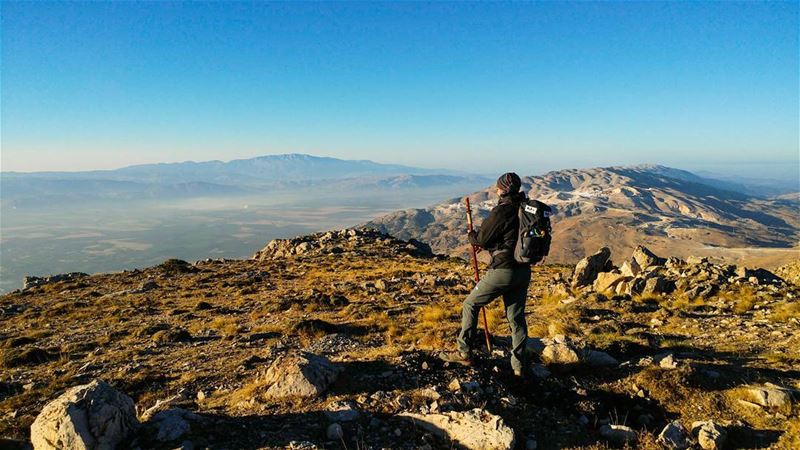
[364, 164, 800, 268]
[0, 154, 490, 207]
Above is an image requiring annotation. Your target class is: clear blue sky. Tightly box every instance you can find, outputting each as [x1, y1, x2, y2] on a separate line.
[2, 1, 798, 178]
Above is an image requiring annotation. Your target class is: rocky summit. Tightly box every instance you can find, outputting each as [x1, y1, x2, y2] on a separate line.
[1, 228, 799, 449]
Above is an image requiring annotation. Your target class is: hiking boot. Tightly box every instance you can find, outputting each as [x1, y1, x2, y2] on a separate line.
[438, 350, 473, 366]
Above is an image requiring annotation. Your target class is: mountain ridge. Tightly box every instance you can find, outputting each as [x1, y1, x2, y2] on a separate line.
[0, 154, 488, 207]
[364, 164, 800, 268]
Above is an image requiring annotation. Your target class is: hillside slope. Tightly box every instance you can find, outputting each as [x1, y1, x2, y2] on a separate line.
[1, 229, 798, 449]
[365, 165, 800, 267]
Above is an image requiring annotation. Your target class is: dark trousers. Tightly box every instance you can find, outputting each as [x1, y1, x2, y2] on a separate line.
[457, 265, 531, 371]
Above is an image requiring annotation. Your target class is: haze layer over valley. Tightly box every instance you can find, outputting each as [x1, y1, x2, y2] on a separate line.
[0, 154, 490, 293]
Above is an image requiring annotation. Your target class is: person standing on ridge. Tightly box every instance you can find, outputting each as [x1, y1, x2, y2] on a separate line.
[440, 172, 532, 377]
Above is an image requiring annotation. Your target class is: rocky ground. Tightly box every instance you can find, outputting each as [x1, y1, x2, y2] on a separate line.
[1, 228, 798, 449]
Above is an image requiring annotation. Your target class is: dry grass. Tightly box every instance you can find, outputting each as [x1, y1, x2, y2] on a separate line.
[528, 294, 582, 338]
[776, 416, 800, 449]
[669, 294, 709, 313]
[729, 286, 758, 314]
[208, 317, 242, 338]
[770, 301, 800, 322]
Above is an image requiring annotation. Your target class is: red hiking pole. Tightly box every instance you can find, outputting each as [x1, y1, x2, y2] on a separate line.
[465, 197, 493, 352]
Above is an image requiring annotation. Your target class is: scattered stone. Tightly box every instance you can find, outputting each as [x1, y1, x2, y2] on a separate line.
[598, 424, 637, 444]
[30, 380, 139, 450]
[541, 342, 581, 365]
[254, 228, 432, 260]
[549, 281, 572, 298]
[306, 333, 360, 355]
[130, 279, 158, 294]
[657, 420, 690, 449]
[742, 384, 793, 410]
[399, 408, 515, 450]
[658, 353, 678, 370]
[23, 272, 88, 290]
[582, 349, 619, 367]
[324, 401, 359, 422]
[147, 408, 199, 442]
[260, 351, 341, 400]
[571, 247, 612, 287]
[525, 438, 538, 450]
[691, 421, 727, 450]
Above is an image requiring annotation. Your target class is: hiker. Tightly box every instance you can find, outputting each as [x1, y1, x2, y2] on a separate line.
[440, 172, 532, 377]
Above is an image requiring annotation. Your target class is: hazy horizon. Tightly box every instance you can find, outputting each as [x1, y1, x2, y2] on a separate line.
[3, 152, 798, 185]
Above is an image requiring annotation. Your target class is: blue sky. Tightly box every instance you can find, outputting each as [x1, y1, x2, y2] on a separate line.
[1, 1, 798, 179]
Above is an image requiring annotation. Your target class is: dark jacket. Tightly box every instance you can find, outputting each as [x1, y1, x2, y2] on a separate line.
[469, 192, 526, 269]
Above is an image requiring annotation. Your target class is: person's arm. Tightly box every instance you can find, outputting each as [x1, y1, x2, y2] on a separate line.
[469, 207, 504, 248]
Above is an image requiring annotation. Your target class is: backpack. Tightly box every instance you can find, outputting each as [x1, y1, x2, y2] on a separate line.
[513, 199, 552, 264]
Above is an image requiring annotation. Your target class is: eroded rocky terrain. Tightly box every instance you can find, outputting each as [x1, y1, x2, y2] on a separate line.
[365, 165, 800, 268]
[1, 228, 798, 449]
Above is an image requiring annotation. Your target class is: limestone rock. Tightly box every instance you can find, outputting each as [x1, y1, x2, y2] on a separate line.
[399, 408, 515, 450]
[593, 272, 628, 294]
[23, 272, 88, 290]
[743, 384, 793, 410]
[686, 256, 708, 265]
[30, 379, 138, 450]
[736, 267, 783, 285]
[657, 420, 690, 449]
[541, 343, 581, 365]
[658, 353, 678, 370]
[582, 349, 619, 367]
[632, 245, 665, 269]
[261, 351, 341, 400]
[571, 247, 612, 287]
[324, 401, 359, 422]
[599, 424, 637, 443]
[642, 276, 671, 295]
[147, 408, 199, 442]
[620, 260, 641, 277]
[691, 421, 727, 450]
[549, 281, 571, 298]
